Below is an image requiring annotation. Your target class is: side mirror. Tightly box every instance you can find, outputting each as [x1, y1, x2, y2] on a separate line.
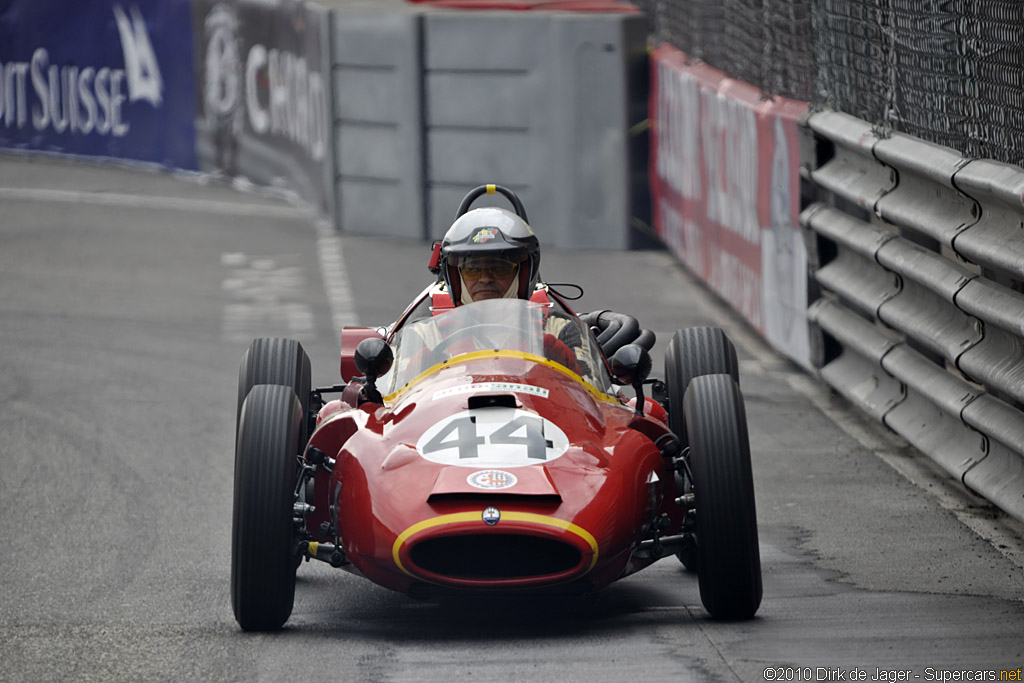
[354, 337, 394, 379]
[611, 343, 652, 386]
[353, 338, 393, 403]
[611, 344, 652, 416]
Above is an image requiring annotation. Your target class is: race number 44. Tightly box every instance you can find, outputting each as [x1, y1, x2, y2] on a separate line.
[416, 408, 569, 468]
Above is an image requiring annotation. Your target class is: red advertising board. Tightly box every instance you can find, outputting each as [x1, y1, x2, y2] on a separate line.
[650, 44, 811, 368]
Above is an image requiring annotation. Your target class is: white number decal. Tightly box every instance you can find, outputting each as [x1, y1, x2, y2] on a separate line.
[416, 408, 569, 467]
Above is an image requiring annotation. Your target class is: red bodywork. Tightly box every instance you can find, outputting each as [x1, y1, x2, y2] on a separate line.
[302, 299, 681, 596]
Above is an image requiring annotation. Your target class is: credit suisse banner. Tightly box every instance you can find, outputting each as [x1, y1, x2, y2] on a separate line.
[650, 44, 812, 368]
[0, 0, 197, 169]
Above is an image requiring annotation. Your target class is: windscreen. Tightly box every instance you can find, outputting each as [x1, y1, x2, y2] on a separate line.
[380, 299, 612, 395]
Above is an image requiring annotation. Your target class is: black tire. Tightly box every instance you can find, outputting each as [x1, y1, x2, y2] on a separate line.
[665, 328, 739, 570]
[684, 374, 761, 620]
[664, 327, 739, 445]
[231, 384, 302, 631]
[237, 338, 312, 453]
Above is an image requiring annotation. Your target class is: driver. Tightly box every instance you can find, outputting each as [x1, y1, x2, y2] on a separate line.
[437, 205, 541, 306]
[394, 204, 588, 377]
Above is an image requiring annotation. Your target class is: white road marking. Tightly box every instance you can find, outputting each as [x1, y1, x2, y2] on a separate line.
[220, 252, 315, 344]
[314, 219, 359, 337]
[0, 186, 307, 218]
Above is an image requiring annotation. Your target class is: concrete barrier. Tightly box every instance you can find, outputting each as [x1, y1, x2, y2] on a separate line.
[323, 2, 647, 248]
[330, 2, 425, 239]
[421, 8, 647, 248]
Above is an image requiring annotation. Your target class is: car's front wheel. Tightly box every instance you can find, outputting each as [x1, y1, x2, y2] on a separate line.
[665, 327, 740, 571]
[684, 373, 761, 620]
[236, 337, 312, 454]
[231, 384, 302, 631]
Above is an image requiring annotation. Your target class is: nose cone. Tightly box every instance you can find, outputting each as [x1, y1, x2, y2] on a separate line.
[392, 510, 598, 590]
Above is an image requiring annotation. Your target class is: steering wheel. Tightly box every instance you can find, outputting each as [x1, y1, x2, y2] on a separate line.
[432, 324, 525, 357]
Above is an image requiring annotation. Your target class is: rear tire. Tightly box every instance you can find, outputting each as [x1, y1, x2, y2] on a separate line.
[684, 374, 761, 620]
[231, 384, 302, 631]
[664, 327, 739, 445]
[237, 338, 312, 453]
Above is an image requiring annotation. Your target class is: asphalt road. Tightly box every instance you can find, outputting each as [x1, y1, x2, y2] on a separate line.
[2, 155, 1023, 682]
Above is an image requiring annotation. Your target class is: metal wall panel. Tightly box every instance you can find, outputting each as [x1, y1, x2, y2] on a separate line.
[952, 159, 1024, 281]
[804, 110, 1024, 523]
[874, 240, 980, 362]
[808, 299, 903, 420]
[802, 204, 898, 318]
[873, 134, 978, 248]
[806, 111, 894, 211]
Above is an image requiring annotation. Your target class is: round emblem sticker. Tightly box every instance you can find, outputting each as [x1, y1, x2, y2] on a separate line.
[468, 470, 518, 491]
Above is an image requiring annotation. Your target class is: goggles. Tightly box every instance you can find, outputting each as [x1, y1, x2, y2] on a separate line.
[459, 258, 519, 280]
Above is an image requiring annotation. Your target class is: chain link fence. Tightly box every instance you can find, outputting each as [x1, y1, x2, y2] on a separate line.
[637, 0, 1024, 165]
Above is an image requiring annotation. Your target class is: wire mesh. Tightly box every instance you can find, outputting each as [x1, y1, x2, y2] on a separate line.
[647, 0, 1024, 165]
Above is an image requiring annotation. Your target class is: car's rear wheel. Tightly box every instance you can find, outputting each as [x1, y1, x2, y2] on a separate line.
[664, 327, 739, 445]
[684, 373, 761, 620]
[237, 337, 312, 454]
[231, 384, 302, 631]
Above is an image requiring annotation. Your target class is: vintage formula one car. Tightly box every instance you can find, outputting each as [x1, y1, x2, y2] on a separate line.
[231, 187, 761, 631]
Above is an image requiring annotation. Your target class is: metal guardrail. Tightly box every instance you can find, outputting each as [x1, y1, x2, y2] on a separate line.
[801, 110, 1024, 524]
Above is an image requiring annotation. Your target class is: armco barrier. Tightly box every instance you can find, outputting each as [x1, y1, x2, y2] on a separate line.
[802, 109, 1024, 523]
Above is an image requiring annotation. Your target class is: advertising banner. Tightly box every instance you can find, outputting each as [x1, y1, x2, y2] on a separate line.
[0, 0, 197, 169]
[650, 44, 811, 368]
[192, 0, 333, 218]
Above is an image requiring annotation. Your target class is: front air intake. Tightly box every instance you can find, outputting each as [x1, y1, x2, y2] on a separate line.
[409, 534, 582, 580]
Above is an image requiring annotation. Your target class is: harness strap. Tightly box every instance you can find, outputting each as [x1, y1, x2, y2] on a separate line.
[430, 287, 550, 315]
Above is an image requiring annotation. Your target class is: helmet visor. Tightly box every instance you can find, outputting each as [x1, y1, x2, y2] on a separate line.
[458, 257, 520, 280]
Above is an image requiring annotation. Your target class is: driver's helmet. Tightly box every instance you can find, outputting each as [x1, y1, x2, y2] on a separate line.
[439, 207, 541, 305]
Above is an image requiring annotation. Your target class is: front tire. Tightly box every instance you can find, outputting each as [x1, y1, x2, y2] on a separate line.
[231, 384, 302, 631]
[665, 328, 740, 570]
[684, 374, 761, 620]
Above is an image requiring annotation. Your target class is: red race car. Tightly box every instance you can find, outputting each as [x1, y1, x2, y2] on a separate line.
[231, 188, 761, 631]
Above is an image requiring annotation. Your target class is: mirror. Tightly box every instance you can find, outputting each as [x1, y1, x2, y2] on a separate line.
[354, 337, 394, 380]
[610, 343, 652, 386]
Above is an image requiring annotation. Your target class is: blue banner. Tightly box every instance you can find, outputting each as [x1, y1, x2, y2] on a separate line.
[0, 0, 197, 169]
